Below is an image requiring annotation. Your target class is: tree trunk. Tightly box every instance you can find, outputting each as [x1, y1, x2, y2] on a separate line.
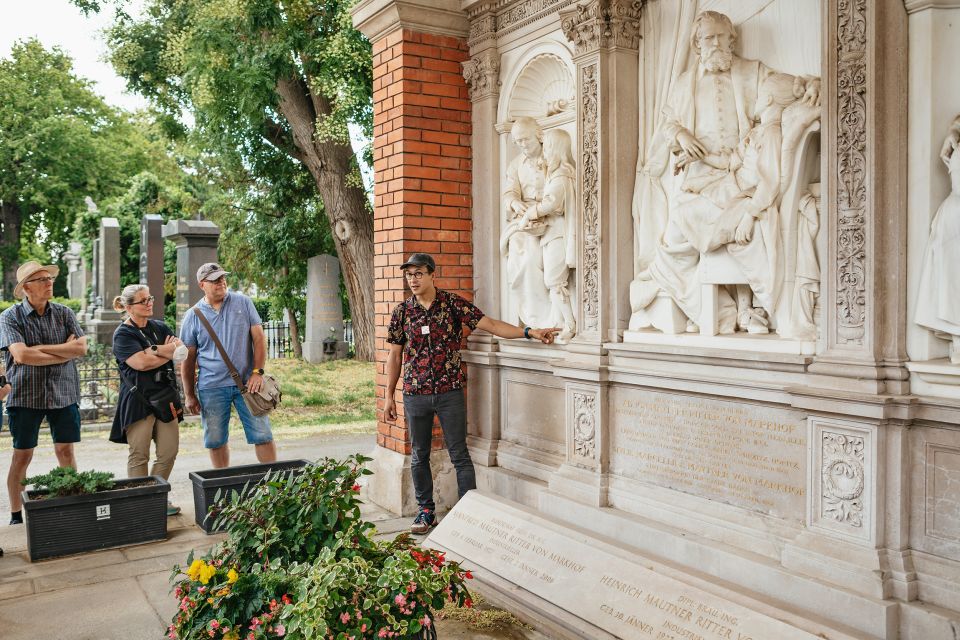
[286, 306, 303, 359]
[0, 201, 22, 300]
[275, 76, 376, 362]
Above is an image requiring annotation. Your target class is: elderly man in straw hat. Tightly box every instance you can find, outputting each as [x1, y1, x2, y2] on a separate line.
[0, 261, 88, 526]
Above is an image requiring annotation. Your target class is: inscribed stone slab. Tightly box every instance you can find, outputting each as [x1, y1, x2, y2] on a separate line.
[428, 492, 829, 640]
[609, 387, 807, 521]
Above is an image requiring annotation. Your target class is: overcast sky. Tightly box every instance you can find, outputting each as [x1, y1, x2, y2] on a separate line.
[0, 0, 148, 111]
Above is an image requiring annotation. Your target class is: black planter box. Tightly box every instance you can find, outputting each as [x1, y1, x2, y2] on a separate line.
[189, 459, 310, 533]
[21, 476, 170, 562]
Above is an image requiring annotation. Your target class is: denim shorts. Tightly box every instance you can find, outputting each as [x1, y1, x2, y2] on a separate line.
[197, 386, 273, 449]
[6, 404, 82, 450]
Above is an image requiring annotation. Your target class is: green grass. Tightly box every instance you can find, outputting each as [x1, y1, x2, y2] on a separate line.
[225, 358, 376, 432]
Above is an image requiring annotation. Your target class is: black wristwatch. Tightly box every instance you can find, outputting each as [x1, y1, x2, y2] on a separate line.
[149, 345, 158, 353]
[253, 368, 265, 375]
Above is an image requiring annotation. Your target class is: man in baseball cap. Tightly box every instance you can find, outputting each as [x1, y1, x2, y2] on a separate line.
[384, 253, 560, 533]
[179, 262, 276, 468]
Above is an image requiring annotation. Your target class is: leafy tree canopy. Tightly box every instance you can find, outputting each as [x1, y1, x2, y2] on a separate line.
[86, 0, 377, 359]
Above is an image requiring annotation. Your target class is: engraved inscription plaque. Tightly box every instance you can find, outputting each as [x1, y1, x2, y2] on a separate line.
[610, 388, 807, 520]
[428, 492, 843, 640]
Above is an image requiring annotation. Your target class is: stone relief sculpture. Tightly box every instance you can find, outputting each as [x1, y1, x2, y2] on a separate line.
[500, 117, 578, 342]
[915, 114, 960, 364]
[629, 10, 822, 339]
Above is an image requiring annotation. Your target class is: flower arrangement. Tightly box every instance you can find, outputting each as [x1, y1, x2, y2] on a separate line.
[168, 455, 472, 640]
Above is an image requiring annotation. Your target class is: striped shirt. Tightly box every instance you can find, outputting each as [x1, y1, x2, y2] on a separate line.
[0, 300, 84, 409]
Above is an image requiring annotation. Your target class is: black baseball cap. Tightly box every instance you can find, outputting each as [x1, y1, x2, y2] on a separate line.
[400, 253, 436, 272]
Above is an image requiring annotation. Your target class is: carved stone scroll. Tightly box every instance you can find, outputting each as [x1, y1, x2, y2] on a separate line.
[463, 51, 501, 101]
[573, 392, 597, 460]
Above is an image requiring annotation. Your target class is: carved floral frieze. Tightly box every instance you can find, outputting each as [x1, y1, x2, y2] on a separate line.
[835, 0, 867, 345]
[573, 392, 597, 459]
[579, 63, 600, 333]
[821, 432, 865, 527]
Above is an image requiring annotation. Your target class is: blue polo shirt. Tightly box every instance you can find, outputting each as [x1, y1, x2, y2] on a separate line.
[180, 291, 262, 391]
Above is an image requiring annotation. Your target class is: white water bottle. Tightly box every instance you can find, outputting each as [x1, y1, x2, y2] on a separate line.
[172, 344, 188, 364]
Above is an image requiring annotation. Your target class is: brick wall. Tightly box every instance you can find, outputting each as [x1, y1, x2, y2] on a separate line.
[371, 29, 473, 455]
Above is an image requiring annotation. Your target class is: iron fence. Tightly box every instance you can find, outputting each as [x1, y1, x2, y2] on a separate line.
[262, 319, 355, 359]
[76, 345, 121, 422]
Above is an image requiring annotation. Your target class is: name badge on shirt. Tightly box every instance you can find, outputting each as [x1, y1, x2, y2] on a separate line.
[421, 325, 430, 335]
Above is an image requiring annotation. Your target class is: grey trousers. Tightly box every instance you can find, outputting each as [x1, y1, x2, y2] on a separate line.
[403, 389, 476, 511]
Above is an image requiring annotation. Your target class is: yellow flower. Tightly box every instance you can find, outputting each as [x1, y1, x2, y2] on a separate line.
[207, 597, 214, 604]
[199, 563, 217, 585]
[186, 559, 205, 581]
[227, 568, 239, 584]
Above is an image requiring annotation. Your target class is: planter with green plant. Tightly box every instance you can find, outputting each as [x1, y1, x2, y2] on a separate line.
[167, 455, 472, 639]
[21, 467, 169, 561]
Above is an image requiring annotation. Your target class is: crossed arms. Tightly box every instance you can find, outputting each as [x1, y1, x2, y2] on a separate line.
[7, 335, 88, 366]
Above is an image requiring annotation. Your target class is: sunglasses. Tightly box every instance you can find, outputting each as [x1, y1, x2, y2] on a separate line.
[131, 296, 156, 306]
[25, 276, 56, 285]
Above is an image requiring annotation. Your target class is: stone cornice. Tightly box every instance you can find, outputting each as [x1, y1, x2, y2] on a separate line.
[903, 0, 960, 13]
[352, 0, 469, 42]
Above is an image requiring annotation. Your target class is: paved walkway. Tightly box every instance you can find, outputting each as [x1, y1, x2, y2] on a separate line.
[0, 425, 548, 640]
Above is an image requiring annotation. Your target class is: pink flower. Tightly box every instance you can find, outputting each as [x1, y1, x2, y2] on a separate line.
[422, 615, 432, 628]
[406, 582, 417, 593]
[394, 594, 407, 607]
[340, 612, 351, 623]
[211, 620, 220, 629]
[352, 484, 361, 492]
[274, 624, 286, 637]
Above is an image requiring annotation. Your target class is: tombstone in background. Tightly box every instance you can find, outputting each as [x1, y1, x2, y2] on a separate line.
[85, 237, 101, 323]
[85, 217, 122, 345]
[303, 254, 347, 363]
[63, 241, 88, 308]
[140, 214, 165, 320]
[162, 219, 220, 327]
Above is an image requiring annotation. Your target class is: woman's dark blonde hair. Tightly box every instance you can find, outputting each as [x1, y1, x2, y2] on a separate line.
[113, 284, 150, 313]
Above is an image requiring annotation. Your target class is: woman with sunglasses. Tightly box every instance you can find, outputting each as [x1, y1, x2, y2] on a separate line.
[111, 284, 186, 516]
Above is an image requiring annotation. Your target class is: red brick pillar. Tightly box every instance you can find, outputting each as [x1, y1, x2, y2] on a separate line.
[371, 29, 473, 456]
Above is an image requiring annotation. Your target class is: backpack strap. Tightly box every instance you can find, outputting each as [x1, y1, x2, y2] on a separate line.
[192, 308, 246, 392]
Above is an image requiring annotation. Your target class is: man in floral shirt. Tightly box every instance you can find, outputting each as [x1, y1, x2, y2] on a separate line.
[385, 253, 559, 533]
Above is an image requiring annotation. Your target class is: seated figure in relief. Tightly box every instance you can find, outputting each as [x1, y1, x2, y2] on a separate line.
[501, 118, 577, 341]
[633, 10, 821, 335]
[915, 114, 960, 364]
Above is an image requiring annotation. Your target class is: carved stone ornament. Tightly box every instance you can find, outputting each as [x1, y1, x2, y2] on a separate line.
[559, 0, 642, 55]
[573, 392, 597, 459]
[835, 0, 867, 344]
[821, 431, 865, 527]
[580, 63, 600, 332]
[462, 51, 501, 101]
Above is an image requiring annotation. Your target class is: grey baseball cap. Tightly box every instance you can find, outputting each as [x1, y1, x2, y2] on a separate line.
[399, 253, 436, 272]
[197, 262, 230, 282]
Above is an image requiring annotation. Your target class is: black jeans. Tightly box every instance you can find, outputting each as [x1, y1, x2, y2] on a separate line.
[403, 388, 476, 511]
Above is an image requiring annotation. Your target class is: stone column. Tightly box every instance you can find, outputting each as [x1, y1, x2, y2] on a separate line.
[560, 0, 640, 348]
[161, 220, 220, 328]
[462, 13, 502, 466]
[807, 0, 909, 395]
[85, 238, 100, 323]
[140, 214, 165, 320]
[303, 255, 347, 363]
[353, 0, 472, 515]
[87, 217, 122, 345]
[546, 0, 640, 507]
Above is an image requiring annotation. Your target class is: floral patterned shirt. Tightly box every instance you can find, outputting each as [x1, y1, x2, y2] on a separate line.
[386, 289, 485, 395]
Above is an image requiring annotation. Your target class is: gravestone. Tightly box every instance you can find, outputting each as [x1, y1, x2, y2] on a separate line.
[63, 241, 88, 308]
[86, 217, 122, 345]
[85, 237, 101, 323]
[303, 254, 347, 363]
[140, 214, 165, 320]
[162, 219, 220, 327]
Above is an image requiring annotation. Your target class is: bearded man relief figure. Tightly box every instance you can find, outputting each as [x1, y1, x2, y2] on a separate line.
[501, 117, 578, 343]
[631, 11, 822, 339]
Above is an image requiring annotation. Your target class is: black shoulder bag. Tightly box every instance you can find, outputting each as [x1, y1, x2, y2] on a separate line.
[120, 322, 184, 424]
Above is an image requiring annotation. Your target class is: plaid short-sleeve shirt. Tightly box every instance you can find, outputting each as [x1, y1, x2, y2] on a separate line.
[386, 289, 485, 395]
[0, 300, 85, 409]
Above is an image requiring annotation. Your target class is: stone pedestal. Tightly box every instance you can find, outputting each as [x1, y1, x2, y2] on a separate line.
[62, 241, 87, 305]
[303, 255, 348, 362]
[86, 218, 122, 345]
[140, 214, 165, 320]
[161, 220, 220, 328]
